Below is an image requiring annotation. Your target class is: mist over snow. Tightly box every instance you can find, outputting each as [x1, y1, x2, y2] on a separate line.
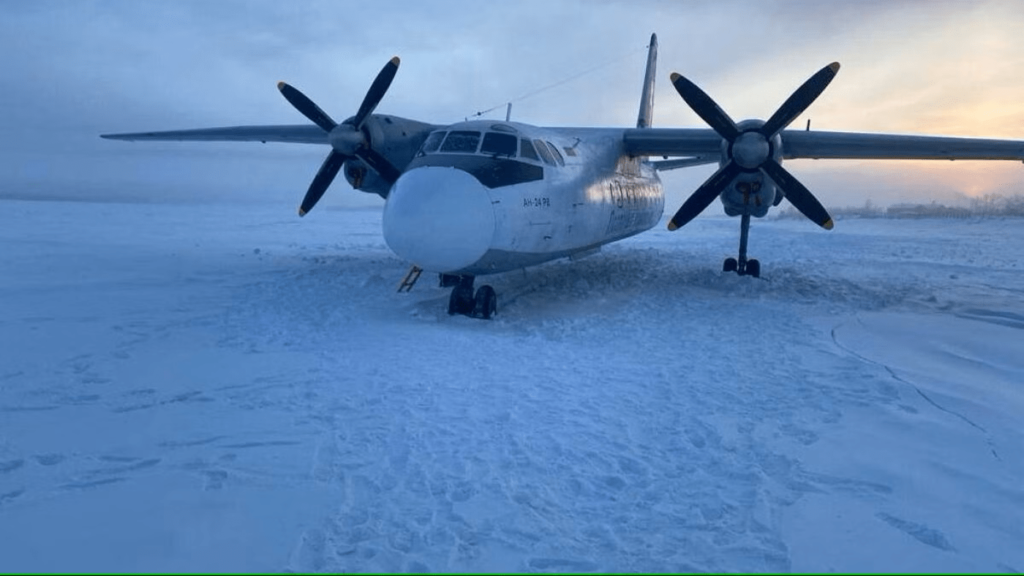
[0, 197, 1021, 572]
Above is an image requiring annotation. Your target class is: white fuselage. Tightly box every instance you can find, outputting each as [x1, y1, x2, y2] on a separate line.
[382, 121, 664, 275]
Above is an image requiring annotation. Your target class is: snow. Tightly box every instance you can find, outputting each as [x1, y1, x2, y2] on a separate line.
[0, 198, 1021, 573]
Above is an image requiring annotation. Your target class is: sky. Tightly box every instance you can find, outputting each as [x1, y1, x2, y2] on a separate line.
[2, 0, 1023, 209]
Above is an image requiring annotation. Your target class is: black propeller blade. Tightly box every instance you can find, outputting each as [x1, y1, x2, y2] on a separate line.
[276, 82, 337, 133]
[356, 147, 402, 184]
[353, 56, 400, 129]
[668, 161, 742, 230]
[299, 151, 346, 217]
[760, 161, 833, 229]
[760, 62, 840, 138]
[667, 63, 839, 231]
[669, 72, 739, 142]
[278, 57, 403, 217]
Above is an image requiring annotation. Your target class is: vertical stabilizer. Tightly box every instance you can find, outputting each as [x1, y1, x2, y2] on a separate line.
[636, 33, 658, 129]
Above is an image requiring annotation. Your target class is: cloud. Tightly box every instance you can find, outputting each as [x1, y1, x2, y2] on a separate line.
[1, 0, 1022, 207]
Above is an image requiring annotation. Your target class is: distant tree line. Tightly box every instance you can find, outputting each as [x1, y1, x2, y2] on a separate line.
[775, 194, 1024, 220]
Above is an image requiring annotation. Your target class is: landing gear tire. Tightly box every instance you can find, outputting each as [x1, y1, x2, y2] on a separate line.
[746, 259, 761, 278]
[448, 284, 475, 316]
[723, 258, 738, 273]
[473, 285, 497, 319]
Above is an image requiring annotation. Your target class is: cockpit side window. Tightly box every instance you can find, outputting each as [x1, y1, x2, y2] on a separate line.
[418, 131, 446, 155]
[520, 138, 540, 162]
[439, 131, 481, 153]
[545, 141, 565, 166]
[480, 132, 517, 157]
[533, 138, 556, 166]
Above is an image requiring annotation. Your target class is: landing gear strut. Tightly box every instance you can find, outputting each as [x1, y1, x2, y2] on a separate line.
[446, 275, 497, 319]
[724, 213, 761, 278]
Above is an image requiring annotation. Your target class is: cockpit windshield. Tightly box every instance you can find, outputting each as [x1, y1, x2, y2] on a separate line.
[439, 131, 481, 153]
[533, 139, 556, 166]
[416, 127, 562, 168]
[419, 131, 446, 154]
[480, 132, 517, 157]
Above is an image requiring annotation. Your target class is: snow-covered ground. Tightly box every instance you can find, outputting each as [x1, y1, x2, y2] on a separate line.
[0, 198, 1021, 573]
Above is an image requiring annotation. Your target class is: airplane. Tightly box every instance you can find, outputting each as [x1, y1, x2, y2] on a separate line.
[102, 33, 1024, 319]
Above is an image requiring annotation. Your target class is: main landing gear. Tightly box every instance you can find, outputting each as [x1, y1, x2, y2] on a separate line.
[724, 212, 761, 278]
[442, 274, 497, 319]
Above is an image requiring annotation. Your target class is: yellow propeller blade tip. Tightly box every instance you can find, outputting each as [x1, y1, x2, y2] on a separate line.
[670, 72, 681, 82]
[277, 81, 286, 90]
[828, 62, 840, 73]
[298, 208, 307, 217]
[667, 221, 679, 231]
[823, 219, 834, 230]
[390, 56, 400, 66]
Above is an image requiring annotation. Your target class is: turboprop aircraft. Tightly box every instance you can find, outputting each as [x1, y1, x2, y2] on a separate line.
[103, 33, 1024, 319]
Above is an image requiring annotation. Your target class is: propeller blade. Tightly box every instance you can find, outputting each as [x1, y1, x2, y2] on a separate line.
[277, 82, 337, 133]
[760, 62, 840, 138]
[760, 161, 833, 229]
[355, 146, 402, 184]
[668, 161, 743, 231]
[353, 56, 400, 129]
[298, 151, 346, 217]
[670, 72, 739, 142]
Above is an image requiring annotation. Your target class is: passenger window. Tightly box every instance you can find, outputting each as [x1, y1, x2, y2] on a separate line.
[419, 131, 446, 155]
[520, 138, 540, 162]
[546, 141, 565, 166]
[480, 132, 517, 157]
[440, 131, 481, 153]
[533, 139, 556, 166]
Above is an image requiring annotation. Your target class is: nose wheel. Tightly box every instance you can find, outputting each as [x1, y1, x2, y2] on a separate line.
[446, 275, 497, 319]
[724, 213, 761, 278]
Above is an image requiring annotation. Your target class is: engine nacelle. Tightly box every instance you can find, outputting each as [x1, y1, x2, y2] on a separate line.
[720, 172, 777, 217]
[342, 158, 389, 196]
[341, 114, 438, 198]
[718, 119, 783, 218]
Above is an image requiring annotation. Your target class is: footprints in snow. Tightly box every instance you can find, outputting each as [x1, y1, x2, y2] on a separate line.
[33, 453, 65, 466]
[0, 459, 25, 474]
[222, 440, 301, 449]
[202, 469, 229, 491]
[876, 512, 956, 552]
[157, 436, 225, 449]
[112, 389, 214, 413]
[60, 477, 128, 491]
[55, 456, 161, 492]
[0, 434, 304, 505]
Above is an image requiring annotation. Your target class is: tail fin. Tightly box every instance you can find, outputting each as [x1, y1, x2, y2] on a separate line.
[636, 33, 658, 129]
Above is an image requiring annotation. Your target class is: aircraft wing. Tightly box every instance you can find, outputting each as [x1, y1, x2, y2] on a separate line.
[100, 125, 328, 145]
[624, 127, 1024, 162]
[651, 157, 718, 171]
[779, 129, 1024, 160]
[623, 128, 723, 157]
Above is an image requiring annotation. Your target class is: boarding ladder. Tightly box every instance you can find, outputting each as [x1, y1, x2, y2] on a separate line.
[397, 265, 423, 293]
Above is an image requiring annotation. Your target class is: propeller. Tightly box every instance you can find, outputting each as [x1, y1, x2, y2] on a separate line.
[278, 57, 403, 216]
[667, 62, 839, 231]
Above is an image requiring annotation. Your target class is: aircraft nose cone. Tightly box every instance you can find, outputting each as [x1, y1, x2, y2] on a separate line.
[383, 167, 495, 273]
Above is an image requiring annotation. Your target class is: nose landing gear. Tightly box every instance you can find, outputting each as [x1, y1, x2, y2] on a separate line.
[724, 212, 761, 278]
[444, 275, 497, 319]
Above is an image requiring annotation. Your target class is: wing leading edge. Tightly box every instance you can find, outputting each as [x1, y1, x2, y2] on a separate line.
[100, 124, 328, 145]
[780, 130, 1024, 161]
[624, 127, 1024, 162]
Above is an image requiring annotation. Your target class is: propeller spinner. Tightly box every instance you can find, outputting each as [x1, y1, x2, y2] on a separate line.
[278, 57, 403, 216]
[667, 62, 839, 231]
